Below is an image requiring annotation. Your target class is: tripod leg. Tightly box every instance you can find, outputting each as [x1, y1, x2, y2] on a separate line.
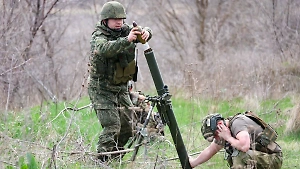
[130, 102, 156, 161]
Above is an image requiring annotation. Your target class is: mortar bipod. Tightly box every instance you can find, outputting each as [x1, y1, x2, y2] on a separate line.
[129, 96, 160, 161]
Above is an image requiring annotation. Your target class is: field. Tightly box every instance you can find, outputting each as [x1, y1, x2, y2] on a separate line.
[1, 95, 300, 169]
[1, 1, 300, 168]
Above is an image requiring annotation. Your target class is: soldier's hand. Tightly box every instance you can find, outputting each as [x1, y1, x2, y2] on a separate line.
[127, 27, 141, 42]
[138, 94, 146, 101]
[216, 123, 231, 141]
[141, 29, 150, 41]
[189, 156, 196, 168]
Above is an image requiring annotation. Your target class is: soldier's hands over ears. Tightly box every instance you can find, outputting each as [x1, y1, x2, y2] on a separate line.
[216, 123, 231, 141]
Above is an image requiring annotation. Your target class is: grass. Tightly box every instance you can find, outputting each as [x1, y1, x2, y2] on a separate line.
[0, 95, 299, 168]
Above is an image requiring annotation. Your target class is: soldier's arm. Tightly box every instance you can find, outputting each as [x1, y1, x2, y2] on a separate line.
[217, 123, 250, 152]
[222, 130, 250, 152]
[93, 36, 135, 59]
[189, 142, 222, 168]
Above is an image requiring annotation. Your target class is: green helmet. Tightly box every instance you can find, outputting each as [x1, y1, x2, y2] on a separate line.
[201, 113, 224, 142]
[100, 1, 126, 21]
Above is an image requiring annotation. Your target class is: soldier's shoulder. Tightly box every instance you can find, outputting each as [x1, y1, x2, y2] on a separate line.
[92, 30, 107, 39]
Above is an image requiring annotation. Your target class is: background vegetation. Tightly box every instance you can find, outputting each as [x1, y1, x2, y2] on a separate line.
[1, 0, 300, 168]
[1, 96, 300, 168]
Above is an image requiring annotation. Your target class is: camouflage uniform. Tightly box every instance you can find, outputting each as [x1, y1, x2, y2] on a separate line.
[88, 1, 152, 161]
[201, 113, 283, 169]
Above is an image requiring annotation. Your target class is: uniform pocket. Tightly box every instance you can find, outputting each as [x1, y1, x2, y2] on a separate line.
[113, 63, 124, 84]
[123, 60, 136, 76]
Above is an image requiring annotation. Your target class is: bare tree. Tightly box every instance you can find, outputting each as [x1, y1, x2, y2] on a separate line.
[0, 0, 76, 113]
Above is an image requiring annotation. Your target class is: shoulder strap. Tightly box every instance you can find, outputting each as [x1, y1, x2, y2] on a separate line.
[243, 111, 267, 129]
[244, 111, 278, 143]
[228, 113, 241, 127]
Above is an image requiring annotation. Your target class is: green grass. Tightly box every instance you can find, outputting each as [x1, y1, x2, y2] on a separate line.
[0, 96, 299, 168]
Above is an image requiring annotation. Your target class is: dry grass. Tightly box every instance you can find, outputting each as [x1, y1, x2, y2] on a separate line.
[285, 103, 300, 133]
[1, 1, 300, 168]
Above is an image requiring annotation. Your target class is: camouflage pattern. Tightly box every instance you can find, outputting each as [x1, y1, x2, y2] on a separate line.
[227, 150, 282, 169]
[129, 90, 164, 137]
[226, 114, 283, 169]
[100, 1, 126, 21]
[201, 114, 220, 142]
[89, 22, 152, 84]
[89, 22, 136, 84]
[201, 114, 283, 168]
[88, 6, 152, 161]
[88, 80, 136, 157]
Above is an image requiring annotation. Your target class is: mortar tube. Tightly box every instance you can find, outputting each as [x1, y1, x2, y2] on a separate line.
[142, 43, 192, 169]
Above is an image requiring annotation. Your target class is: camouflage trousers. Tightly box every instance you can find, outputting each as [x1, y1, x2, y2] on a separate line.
[227, 150, 282, 169]
[88, 82, 137, 156]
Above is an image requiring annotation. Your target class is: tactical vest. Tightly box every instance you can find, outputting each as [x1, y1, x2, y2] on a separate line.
[89, 23, 136, 84]
[228, 111, 278, 154]
[113, 59, 136, 84]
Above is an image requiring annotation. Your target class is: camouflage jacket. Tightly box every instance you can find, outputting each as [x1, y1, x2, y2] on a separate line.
[89, 21, 152, 90]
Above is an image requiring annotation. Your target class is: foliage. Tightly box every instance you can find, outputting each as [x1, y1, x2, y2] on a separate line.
[0, 96, 299, 168]
[1, 0, 300, 111]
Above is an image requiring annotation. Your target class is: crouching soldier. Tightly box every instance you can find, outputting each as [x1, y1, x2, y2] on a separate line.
[189, 111, 283, 169]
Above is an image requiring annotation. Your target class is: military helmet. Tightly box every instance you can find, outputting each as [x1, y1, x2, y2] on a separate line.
[100, 1, 126, 21]
[201, 113, 224, 142]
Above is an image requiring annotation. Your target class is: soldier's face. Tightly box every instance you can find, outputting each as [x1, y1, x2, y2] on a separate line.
[107, 18, 124, 30]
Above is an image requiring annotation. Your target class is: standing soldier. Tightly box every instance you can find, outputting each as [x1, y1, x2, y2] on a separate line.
[189, 112, 283, 168]
[88, 1, 152, 162]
